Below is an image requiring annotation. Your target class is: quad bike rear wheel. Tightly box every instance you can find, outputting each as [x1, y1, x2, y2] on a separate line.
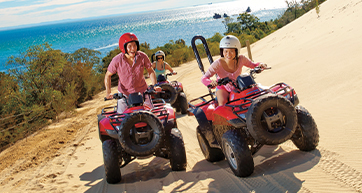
[119, 111, 164, 156]
[196, 126, 225, 162]
[159, 83, 177, 105]
[246, 94, 297, 145]
[168, 128, 187, 171]
[292, 106, 319, 151]
[222, 129, 254, 177]
[178, 92, 188, 114]
[102, 139, 122, 184]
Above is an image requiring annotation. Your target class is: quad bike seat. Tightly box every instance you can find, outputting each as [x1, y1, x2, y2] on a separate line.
[237, 74, 256, 91]
[128, 92, 144, 107]
[157, 74, 167, 82]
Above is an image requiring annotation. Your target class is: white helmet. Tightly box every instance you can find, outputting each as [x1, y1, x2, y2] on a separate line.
[155, 50, 165, 59]
[219, 35, 241, 57]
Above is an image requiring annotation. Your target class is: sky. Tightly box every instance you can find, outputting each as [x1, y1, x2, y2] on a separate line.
[0, 0, 288, 29]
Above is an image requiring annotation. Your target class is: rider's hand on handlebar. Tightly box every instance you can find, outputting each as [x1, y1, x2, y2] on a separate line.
[172, 71, 177, 75]
[154, 86, 162, 92]
[259, 63, 268, 69]
[207, 80, 218, 88]
[105, 93, 113, 100]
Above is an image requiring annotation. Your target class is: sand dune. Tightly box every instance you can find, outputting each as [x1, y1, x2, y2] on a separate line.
[1, 0, 362, 192]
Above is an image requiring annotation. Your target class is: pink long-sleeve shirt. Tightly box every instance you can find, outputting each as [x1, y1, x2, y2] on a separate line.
[201, 55, 259, 92]
[107, 51, 152, 96]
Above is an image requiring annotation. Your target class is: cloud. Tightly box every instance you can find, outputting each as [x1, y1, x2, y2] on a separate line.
[0, 0, 285, 28]
[0, 0, 158, 27]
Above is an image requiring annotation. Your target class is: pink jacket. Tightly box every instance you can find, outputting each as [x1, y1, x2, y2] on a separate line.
[201, 55, 259, 92]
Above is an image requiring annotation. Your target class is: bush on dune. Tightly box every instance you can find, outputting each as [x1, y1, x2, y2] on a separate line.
[0, 44, 103, 151]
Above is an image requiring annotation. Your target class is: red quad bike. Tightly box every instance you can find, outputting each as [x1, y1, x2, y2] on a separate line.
[151, 53, 188, 114]
[97, 87, 187, 184]
[188, 36, 319, 177]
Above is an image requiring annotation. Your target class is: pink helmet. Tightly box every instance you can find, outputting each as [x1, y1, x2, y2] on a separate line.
[119, 32, 140, 54]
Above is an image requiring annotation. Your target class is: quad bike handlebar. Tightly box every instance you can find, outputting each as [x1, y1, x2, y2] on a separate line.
[104, 86, 161, 101]
[164, 72, 174, 79]
[104, 93, 125, 101]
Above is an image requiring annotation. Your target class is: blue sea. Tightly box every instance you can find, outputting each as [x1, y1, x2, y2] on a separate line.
[0, 1, 285, 72]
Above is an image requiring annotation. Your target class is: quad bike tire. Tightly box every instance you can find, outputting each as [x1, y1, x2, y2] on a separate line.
[291, 106, 319, 151]
[119, 111, 164, 156]
[102, 139, 122, 184]
[159, 83, 178, 105]
[222, 129, 254, 177]
[178, 92, 188, 114]
[168, 128, 187, 171]
[246, 94, 297, 145]
[196, 126, 225, 162]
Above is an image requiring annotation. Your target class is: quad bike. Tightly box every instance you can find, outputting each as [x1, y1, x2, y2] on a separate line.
[188, 35, 319, 177]
[97, 87, 187, 184]
[150, 53, 188, 114]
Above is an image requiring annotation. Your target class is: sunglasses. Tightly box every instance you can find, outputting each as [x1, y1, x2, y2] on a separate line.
[157, 57, 163, 60]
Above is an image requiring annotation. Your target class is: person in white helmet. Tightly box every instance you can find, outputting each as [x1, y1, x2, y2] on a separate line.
[152, 50, 177, 78]
[201, 35, 267, 106]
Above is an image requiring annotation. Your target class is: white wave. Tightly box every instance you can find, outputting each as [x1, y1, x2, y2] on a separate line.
[94, 43, 118, 51]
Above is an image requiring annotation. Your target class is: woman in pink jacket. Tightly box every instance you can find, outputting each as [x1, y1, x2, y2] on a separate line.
[201, 35, 267, 106]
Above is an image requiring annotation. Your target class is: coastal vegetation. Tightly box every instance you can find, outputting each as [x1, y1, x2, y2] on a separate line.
[0, 0, 325, 151]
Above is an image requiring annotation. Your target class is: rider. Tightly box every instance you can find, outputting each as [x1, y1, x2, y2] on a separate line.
[152, 50, 177, 80]
[104, 32, 161, 113]
[201, 35, 267, 106]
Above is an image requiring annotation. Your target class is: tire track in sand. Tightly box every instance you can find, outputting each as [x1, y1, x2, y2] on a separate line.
[282, 142, 362, 192]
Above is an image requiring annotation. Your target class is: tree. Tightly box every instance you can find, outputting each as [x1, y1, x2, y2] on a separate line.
[222, 17, 234, 31]
[225, 22, 242, 34]
[285, 0, 301, 20]
[175, 39, 186, 45]
[237, 13, 260, 31]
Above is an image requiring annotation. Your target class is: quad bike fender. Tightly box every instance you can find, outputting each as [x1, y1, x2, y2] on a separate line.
[123, 106, 145, 114]
[191, 107, 219, 148]
[166, 105, 176, 120]
[175, 82, 183, 92]
[230, 87, 261, 100]
[98, 115, 118, 140]
[213, 106, 239, 125]
[163, 119, 176, 133]
[213, 106, 247, 128]
[163, 104, 176, 131]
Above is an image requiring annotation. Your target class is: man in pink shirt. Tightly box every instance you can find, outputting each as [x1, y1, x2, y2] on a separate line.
[104, 33, 160, 113]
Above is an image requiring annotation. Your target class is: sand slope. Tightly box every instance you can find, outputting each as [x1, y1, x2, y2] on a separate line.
[1, 0, 362, 192]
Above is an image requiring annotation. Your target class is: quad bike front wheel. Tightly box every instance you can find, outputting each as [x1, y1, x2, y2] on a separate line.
[246, 94, 297, 145]
[196, 126, 225, 162]
[222, 129, 254, 177]
[102, 139, 122, 184]
[119, 111, 164, 156]
[159, 83, 178, 105]
[292, 106, 319, 151]
[168, 128, 187, 171]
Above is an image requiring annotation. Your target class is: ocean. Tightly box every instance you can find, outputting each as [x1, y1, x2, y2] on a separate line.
[0, 1, 285, 72]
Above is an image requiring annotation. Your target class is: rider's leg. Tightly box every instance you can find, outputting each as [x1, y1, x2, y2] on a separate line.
[117, 98, 127, 113]
[216, 88, 229, 106]
[144, 94, 153, 109]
